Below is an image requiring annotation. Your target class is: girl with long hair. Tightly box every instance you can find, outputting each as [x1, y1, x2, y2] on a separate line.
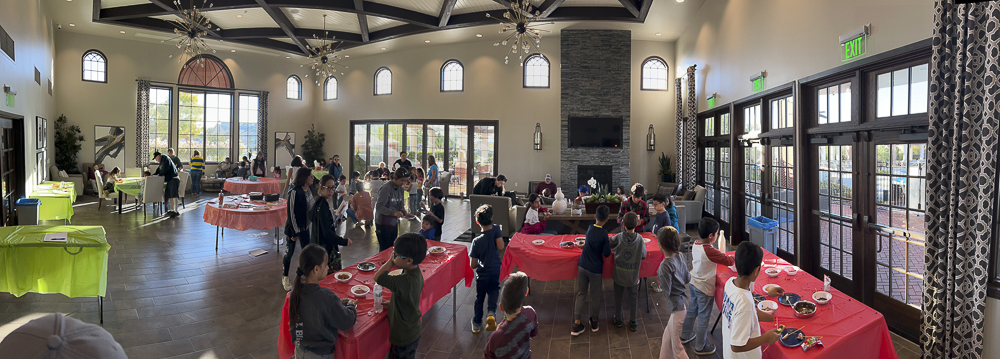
[288, 244, 357, 358]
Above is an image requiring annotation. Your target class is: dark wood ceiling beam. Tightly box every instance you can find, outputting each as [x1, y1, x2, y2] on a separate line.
[254, 0, 310, 55]
[266, 0, 437, 28]
[355, 0, 370, 42]
[638, 0, 653, 21]
[295, 29, 364, 43]
[97, 17, 308, 55]
[617, 0, 639, 17]
[537, 0, 566, 18]
[438, 0, 459, 27]
[546, 7, 640, 22]
[147, 0, 224, 38]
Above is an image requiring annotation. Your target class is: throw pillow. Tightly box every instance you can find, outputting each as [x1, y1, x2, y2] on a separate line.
[59, 170, 69, 178]
[683, 191, 696, 201]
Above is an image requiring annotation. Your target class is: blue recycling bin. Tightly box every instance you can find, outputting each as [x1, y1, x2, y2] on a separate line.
[16, 198, 40, 225]
[748, 216, 777, 253]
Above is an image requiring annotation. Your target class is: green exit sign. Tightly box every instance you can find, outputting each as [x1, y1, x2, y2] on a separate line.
[843, 34, 867, 61]
[707, 96, 716, 108]
[751, 76, 765, 92]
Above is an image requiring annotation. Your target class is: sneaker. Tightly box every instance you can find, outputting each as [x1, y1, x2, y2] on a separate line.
[628, 320, 638, 332]
[694, 344, 717, 356]
[650, 281, 663, 293]
[471, 319, 482, 334]
[571, 323, 586, 337]
[281, 276, 292, 291]
[681, 336, 695, 344]
[612, 317, 623, 328]
[485, 312, 498, 331]
[589, 317, 599, 332]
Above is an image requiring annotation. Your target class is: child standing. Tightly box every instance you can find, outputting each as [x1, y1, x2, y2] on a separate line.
[335, 174, 348, 209]
[680, 218, 734, 355]
[665, 195, 679, 230]
[722, 241, 779, 359]
[288, 244, 357, 358]
[412, 168, 425, 212]
[469, 204, 505, 333]
[655, 227, 690, 359]
[484, 271, 538, 359]
[425, 187, 445, 241]
[618, 183, 650, 230]
[571, 205, 612, 336]
[610, 212, 646, 331]
[646, 193, 673, 234]
[419, 217, 436, 240]
[374, 233, 427, 359]
[520, 193, 553, 235]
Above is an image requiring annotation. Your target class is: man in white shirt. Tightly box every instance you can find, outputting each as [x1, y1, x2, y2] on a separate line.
[722, 242, 780, 359]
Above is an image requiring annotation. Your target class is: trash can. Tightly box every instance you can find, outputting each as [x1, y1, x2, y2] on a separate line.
[16, 198, 40, 225]
[748, 216, 778, 254]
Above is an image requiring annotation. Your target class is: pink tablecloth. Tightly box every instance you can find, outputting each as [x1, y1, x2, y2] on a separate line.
[499, 233, 663, 282]
[713, 250, 898, 359]
[202, 197, 286, 231]
[222, 177, 280, 194]
[277, 241, 474, 359]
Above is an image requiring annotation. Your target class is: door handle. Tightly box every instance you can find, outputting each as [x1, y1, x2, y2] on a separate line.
[863, 215, 888, 253]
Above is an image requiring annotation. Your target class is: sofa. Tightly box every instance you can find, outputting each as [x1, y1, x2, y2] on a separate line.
[49, 165, 84, 196]
[469, 194, 514, 238]
[675, 185, 708, 228]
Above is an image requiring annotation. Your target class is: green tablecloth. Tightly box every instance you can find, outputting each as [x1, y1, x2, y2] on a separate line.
[39, 181, 77, 203]
[313, 170, 329, 180]
[29, 185, 76, 222]
[0, 225, 109, 298]
[114, 177, 144, 197]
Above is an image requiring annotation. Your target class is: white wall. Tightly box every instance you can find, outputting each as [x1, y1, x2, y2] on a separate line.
[53, 31, 315, 173]
[0, 0, 57, 192]
[632, 40, 676, 189]
[675, 0, 934, 109]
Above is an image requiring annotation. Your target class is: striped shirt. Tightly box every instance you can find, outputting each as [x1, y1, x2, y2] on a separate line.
[484, 306, 538, 359]
[189, 156, 205, 173]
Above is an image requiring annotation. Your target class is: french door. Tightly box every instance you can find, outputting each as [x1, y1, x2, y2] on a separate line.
[0, 117, 23, 226]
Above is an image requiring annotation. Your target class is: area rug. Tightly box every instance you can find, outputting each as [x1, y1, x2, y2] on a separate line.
[452, 230, 474, 243]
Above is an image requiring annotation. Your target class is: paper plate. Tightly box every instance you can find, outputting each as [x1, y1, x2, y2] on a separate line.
[778, 293, 801, 306]
[778, 328, 806, 347]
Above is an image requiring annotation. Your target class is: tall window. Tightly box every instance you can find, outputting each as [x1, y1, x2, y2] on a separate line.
[744, 144, 764, 233]
[286, 75, 302, 100]
[641, 57, 669, 91]
[179, 91, 232, 162]
[375, 67, 392, 95]
[770, 96, 794, 130]
[818, 82, 851, 124]
[238, 94, 259, 158]
[178, 91, 205, 161]
[744, 104, 762, 135]
[720, 147, 731, 223]
[720, 113, 731, 136]
[704, 147, 715, 215]
[82, 50, 107, 83]
[704, 116, 715, 137]
[324, 76, 338, 100]
[441, 60, 464, 92]
[405, 124, 424, 168]
[523, 54, 549, 88]
[876, 64, 928, 118]
[148, 88, 171, 156]
[772, 146, 796, 255]
[177, 55, 233, 89]
[353, 124, 368, 171]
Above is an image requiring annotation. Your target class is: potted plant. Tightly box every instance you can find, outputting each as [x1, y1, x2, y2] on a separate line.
[302, 124, 325, 168]
[583, 177, 622, 214]
[658, 152, 675, 183]
[54, 114, 84, 173]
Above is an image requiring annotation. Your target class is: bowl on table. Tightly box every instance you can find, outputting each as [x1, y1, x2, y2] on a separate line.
[785, 267, 799, 276]
[762, 284, 783, 297]
[559, 241, 576, 249]
[812, 291, 832, 305]
[532, 239, 546, 246]
[351, 285, 370, 298]
[334, 272, 352, 283]
[793, 300, 817, 318]
[764, 268, 781, 278]
[428, 246, 447, 256]
[757, 300, 778, 314]
[576, 239, 586, 247]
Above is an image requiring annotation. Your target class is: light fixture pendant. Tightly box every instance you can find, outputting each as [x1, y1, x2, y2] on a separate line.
[303, 14, 348, 85]
[486, 0, 553, 65]
[646, 124, 655, 151]
[163, 0, 220, 68]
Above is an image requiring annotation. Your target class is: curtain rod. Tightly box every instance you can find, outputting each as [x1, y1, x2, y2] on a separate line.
[137, 79, 266, 94]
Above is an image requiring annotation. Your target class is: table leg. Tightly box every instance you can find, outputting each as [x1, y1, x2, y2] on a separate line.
[644, 277, 650, 313]
[216, 225, 220, 252]
[118, 191, 124, 214]
[452, 284, 457, 318]
[711, 312, 722, 334]
[99, 296, 103, 323]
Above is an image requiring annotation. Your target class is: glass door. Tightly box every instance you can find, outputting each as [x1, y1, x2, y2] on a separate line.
[448, 125, 468, 196]
[814, 143, 857, 296]
[1, 119, 16, 226]
[427, 125, 445, 178]
[473, 125, 496, 185]
[769, 145, 796, 259]
[386, 124, 403, 169]
[352, 124, 368, 174]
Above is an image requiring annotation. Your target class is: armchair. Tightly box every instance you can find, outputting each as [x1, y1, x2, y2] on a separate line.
[81, 162, 106, 196]
[49, 165, 84, 196]
[469, 194, 514, 238]
[674, 185, 708, 228]
[437, 171, 452, 198]
[510, 205, 528, 235]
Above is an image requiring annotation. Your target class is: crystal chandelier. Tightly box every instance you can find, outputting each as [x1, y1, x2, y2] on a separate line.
[302, 14, 348, 85]
[164, 0, 220, 68]
[486, 0, 553, 65]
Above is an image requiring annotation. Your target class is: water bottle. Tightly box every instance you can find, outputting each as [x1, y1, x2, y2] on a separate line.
[373, 284, 384, 313]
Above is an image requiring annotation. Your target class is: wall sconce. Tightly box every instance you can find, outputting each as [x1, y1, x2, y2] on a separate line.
[533, 123, 542, 150]
[646, 124, 655, 151]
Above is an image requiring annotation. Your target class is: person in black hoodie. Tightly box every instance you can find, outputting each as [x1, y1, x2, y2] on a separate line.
[152, 151, 181, 218]
[252, 154, 268, 177]
[283, 167, 314, 291]
[288, 244, 357, 358]
[310, 174, 353, 273]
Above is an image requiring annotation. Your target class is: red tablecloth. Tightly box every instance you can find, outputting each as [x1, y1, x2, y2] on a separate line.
[277, 240, 474, 359]
[202, 197, 287, 231]
[713, 250, 898, 359]
[499, 233, 663, 282]
[223, 177, 281, 194]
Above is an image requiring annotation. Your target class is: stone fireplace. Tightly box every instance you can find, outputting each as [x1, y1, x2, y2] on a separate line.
[559, 30, 631, 193]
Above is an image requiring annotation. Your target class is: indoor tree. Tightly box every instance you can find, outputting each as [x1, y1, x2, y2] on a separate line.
[302, 124, 325, 167]
[54, 114, 84, 173]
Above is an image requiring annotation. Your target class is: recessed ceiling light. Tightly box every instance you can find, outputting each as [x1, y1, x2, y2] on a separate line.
[285, 56, 290, 58]
[231, 49, 236, 52]
[424, 40, 430, 43]
[69, 24, 75, 27]
[120, 30, 126, 34]
[655, 33, 662, 36]
[675, 0, 684, 2]
[344, 55, 349, 57]
[476, 34, 483, 38]
[381, 47, 386, 50]
[289, 9, 299, 14]
[237, 14, 243, 18]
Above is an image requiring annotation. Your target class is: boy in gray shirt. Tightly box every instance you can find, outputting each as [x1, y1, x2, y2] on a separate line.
[610, 212, 646, 332]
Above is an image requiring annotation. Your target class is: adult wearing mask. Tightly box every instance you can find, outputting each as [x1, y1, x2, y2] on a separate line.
[282, 167, 314, 291]
[374, 168, 411, 251]
[328, 155, 343, 180]
[152, 151, 181, 218]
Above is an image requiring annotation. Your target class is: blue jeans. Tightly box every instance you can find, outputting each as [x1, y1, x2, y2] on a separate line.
[473, 274, 500, 325]
[190, 171, 203, 195]
[346, 208, 358, 223]
[680, 284, 715, 351]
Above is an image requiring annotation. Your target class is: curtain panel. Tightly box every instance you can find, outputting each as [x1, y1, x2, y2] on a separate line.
[257, 91, 269, 158]
[135, 80, 150, 167]
[922, 1, 1000, 358]
[676, 78, 684, 186]
[684, 65, 698, 191]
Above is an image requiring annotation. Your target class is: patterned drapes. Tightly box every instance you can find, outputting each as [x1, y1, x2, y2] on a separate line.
[258, 90, 269, 158]
[684, 65, 698, 191]
[921, 1, 999, 358]
[675, 78, 684, 185]
[135, 80, 150, 167]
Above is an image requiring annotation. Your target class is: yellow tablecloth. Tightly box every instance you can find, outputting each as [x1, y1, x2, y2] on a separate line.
[114, 177, 144, 197]
[0, 225, 109, 298]
[39, 181, 77, 203]
[29, 184, 76, 222]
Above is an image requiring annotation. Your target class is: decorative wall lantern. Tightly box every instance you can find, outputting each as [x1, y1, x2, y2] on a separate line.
[646, 124, 655, 151]
[533, 123, 542, 150]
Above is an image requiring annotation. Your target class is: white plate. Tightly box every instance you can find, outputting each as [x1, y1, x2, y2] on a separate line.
[643, 237, 651, 243]
[532, 239, 545, 246]
[757, 300, 778, 313]
[764, 268, 781, 278]
[351, 285, 370, 298]
[333, 272, 352, 283]
[762, 284, 782, 296]
[785, 267, 799, 276]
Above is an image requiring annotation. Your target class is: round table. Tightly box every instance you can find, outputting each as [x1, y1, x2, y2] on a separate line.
[113, 177, 145, 214]
[222, 177, 281, 195]
[202, 196, 287, 251]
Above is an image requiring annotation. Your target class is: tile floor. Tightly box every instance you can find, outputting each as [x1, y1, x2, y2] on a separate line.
[0, 194, 921, 358]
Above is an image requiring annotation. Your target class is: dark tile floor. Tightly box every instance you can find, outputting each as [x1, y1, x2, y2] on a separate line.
[0, 194, 919, 358]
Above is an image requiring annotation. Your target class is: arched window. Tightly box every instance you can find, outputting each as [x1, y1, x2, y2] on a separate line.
[441, 60, 464, 92]
[286, 75, 302, 100]
[177, 55, 233, 89]
[324, 76, 338, 100]
[641, 56, 669, 91]
[374, 67, 392, 95]
[82, 50, 107, 83]
[523, 54, 549, 88]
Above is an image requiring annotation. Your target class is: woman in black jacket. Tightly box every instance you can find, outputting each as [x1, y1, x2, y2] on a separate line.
[282, 167, 314, 291]
[252, 154, 268, 177]
[310, 174, 353, 272]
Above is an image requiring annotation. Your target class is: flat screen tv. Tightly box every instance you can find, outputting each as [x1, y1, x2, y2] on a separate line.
[568, 117, 623, 148]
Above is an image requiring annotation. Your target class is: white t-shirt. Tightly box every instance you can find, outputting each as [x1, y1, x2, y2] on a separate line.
[722, 277, 761, 359]
[336, 183, 347, 202]
[525, 207, 540, 225]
